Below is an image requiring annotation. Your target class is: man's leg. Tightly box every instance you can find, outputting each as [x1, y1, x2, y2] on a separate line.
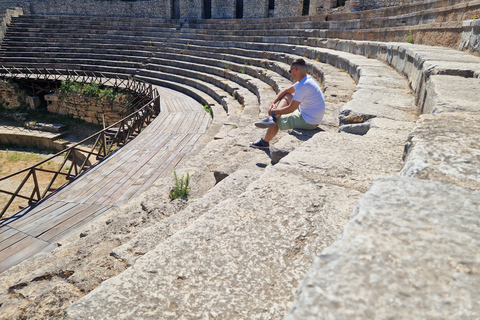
[264, 124, 279, 143]
[264, 93, 293, 142]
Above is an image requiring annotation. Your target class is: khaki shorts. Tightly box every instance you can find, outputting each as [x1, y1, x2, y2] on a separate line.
[277, 109, 318, 130]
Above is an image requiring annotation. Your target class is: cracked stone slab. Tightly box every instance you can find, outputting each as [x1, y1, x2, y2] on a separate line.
[423, 75, 480, 114]
[111, 169, 262, 266]
[401, 112, 480, 190]
[284, 176, 480, 320]
[67, 167, 363, 320]
[275, 131, 409, 193]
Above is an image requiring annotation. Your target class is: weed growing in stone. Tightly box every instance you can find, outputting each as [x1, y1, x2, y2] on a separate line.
[170, 171, 191, 200]
[407, 29, 414, 44]
[203, 103, 213, 117]
[222, 62, 231, 70]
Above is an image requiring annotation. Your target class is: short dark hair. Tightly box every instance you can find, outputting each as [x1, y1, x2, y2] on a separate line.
[291, 58, 306, 68]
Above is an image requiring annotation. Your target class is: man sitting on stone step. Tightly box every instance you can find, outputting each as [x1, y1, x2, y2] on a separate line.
[249, 58, 325, 150]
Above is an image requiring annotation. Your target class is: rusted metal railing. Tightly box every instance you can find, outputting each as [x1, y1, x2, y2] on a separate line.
[0, 68, 161, 218]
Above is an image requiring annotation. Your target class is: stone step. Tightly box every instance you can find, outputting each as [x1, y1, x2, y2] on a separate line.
[111, 168, 263, 266]
[66, 118, 415, 319]
[284, 175, 480, 319]
[401, 111, 480, 190]
[314, 39, 480, 115]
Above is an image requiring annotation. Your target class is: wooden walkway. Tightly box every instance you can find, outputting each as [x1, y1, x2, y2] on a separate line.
[0, 86, 211, 273]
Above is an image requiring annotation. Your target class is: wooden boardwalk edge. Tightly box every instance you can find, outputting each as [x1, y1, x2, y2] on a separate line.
[0, 86, 208, 274]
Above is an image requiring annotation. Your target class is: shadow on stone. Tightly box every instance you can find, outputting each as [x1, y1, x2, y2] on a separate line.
[271, 127, 324, 164]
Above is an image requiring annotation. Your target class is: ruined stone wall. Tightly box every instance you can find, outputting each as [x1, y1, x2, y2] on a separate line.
[0, 81, 26, 110]
[45, 93, 129, 125]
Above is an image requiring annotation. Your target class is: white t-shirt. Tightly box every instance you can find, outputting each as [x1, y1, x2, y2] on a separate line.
[292, 75, 325, 125]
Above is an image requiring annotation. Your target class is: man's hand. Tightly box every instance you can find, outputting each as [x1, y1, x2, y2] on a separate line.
[268, 102, 276, 116]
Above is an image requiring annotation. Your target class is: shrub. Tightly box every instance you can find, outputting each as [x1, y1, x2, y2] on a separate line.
[170, 171, 191, 200]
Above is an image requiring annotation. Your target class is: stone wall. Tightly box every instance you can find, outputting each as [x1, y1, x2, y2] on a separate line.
[212, 0, 236, 18]
[459, 19, 480, 55]
[243, 0, 269, 18]
[45, 93, 129, 125]
[0, 81, 26, 109]
[0, 0, 447, 19]
[359, 0, 425, 10]
[274, 0, 302, 17]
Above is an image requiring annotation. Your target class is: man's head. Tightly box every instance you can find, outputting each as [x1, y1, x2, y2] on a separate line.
[290, 58, 307, 81]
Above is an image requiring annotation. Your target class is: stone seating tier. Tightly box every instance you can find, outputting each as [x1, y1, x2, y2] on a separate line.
[1, 7, 480, 318]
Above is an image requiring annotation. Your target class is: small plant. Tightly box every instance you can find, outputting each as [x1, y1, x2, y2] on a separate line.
[169, 171, 191, 200]
[186, 42, 190, 49]
[222, 62, 231, 70]
[203, 103, 213, 117]
[406, 29, 413, 44]
[474, 15, 478, 20]
[241, 69, 246, 74]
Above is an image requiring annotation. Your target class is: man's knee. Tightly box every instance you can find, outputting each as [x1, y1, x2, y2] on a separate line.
[282, 93, 293, 103]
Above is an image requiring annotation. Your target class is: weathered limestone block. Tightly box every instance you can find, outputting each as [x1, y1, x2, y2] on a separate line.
[112, 169, 261, 266]
[401, 112, 480, 190]
[459, 19, 480, 55]
[422, 75, 480, 114]
[338, 122, 370, 135]
[270, 128, 322, 163]
[67, 166, 363, 319]
[274, 131, 408, 193]
[323, 0, 337, 9]
[284, 176, 480, 319]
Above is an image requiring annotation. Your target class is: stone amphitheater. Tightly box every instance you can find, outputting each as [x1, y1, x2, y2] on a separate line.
[0, 0, 480, 318]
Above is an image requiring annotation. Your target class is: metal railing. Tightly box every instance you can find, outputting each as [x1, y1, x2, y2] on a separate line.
[0, 69, 161, 218]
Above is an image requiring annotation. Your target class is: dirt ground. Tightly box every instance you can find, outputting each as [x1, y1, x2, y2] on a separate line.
[0, 114, 103, 219]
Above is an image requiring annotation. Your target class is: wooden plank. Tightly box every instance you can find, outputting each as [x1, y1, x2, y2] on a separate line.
[50, 148, 140, 202]
[179, 133, 202, 154]
[134, 152, 186, 197]
[8, 200, 67, 230]
[20, 202, 84, 236]
[60, 150, 142, 203]
[89, 149, 163, 205]
[102, 149, 174, 205]
[0, 232, 28, 252]
[188, 113, 204, 134]
[0, 226, 23, 244]
[0, 234, 50, 263]
[105, 149, 176, 204]
[42, 205, 112, 243]
[160, 112, 184, 134]
[0, 238, 54, 274]
[176, 112, 197, 134]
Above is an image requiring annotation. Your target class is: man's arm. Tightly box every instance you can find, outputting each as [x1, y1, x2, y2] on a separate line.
[268, 85, 296, 113]
[272, 100, 300, 116]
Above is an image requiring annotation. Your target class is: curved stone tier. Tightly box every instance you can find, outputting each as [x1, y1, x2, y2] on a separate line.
[0, 3, 479, 318]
